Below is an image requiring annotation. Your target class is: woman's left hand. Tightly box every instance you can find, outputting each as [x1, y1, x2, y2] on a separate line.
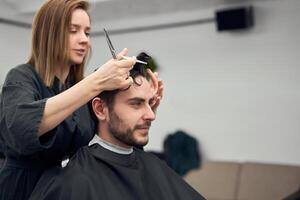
[147, 69, 164, 113]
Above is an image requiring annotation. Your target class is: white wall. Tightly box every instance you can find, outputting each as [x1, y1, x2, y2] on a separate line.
[0, 24, 31, 87]
[1, 0, 299, 165]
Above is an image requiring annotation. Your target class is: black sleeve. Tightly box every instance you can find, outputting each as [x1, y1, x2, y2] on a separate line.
[0, 67, 56, 155]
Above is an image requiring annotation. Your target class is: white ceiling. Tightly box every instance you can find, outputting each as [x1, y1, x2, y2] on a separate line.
[0, 0, 274, 31]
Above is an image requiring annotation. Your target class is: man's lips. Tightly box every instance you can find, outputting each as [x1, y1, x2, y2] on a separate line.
[135, 121, 152, 130]
[136, 124, 151, 130]
[137, 126, 150, 129]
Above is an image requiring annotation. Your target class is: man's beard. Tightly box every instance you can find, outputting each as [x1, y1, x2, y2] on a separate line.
[108, 110, 151, 148]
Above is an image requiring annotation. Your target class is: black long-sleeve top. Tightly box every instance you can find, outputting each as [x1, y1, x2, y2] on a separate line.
[0, 64, 95, 200]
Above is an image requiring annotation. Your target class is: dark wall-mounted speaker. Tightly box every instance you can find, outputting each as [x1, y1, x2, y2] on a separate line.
[215, 6, 254, 31]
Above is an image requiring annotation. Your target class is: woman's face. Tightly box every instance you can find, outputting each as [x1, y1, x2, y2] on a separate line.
[68, 8, 91, 65]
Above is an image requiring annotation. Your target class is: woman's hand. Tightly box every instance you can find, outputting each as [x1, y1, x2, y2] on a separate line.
[147, 69, 164, 113]
[92, 48, 136, 92]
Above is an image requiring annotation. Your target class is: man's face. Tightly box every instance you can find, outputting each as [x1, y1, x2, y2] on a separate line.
[107, 76, 156, 148]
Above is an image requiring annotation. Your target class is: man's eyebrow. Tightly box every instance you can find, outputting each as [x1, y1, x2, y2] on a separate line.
[127, 97, 155, 104]
[127, 97, 145, 103]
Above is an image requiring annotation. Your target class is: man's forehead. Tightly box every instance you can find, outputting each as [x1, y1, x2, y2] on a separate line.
[116, 76, 154, 100]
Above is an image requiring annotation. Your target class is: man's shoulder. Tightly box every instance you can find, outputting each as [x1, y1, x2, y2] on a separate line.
[134, 148, 169, 169]
[62, 166, 91, 186]
[134, 148, 206, 200]
[64, 146, 93, 175]
[44, 148, 94, 195]
[30, 166, 93, 200]
[135, 148, 163, 160]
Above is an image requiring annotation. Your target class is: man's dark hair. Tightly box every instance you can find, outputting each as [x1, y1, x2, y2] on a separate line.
[89, 52, 152, 123]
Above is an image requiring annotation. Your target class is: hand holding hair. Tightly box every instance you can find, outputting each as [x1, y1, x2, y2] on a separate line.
[92, 48, 136, 92]
[147, 69, 164, 113]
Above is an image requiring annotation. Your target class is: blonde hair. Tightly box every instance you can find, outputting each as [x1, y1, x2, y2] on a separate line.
[27, 0, 91, 87]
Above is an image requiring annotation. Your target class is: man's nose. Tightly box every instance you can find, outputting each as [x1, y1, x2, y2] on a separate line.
[143, 105, 156, 121]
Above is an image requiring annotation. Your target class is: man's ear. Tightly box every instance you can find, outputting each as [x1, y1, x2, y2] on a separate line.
[92, 97, 108, 121]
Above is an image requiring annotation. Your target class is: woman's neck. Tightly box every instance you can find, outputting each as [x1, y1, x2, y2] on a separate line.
[55, 65, 71, 84]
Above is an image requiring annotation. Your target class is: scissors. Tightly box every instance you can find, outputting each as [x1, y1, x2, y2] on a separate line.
[103, 28, 147, 65]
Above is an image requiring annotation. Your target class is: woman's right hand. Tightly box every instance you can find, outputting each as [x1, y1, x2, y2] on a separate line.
[92, 48, 136, 92]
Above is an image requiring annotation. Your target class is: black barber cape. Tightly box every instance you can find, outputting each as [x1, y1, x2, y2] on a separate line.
[30, 144, 206, 200]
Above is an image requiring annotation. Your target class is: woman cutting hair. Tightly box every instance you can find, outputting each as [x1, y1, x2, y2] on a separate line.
[0, 0, 163, 200]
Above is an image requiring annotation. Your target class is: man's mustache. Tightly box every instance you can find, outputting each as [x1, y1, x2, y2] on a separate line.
[135, 121, 151, 129]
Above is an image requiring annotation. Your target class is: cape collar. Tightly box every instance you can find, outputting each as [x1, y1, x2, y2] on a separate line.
[89, 134, 133, 155]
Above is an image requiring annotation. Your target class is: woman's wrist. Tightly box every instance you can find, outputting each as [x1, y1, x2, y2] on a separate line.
[83, 72, 105, 98]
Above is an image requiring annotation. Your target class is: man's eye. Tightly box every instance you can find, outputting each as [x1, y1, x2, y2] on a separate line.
[131, 102, 142, 106]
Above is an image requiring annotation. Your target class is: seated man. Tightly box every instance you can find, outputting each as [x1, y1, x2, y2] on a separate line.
[30, 53, 206, 200]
